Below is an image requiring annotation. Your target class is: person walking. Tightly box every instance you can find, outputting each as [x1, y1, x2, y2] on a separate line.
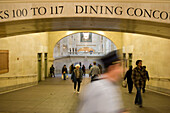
[132, 60, 145, 107]
[89, 61, 101, 82]
[89, 64, 92, 69]
[82, 65, 86, 76]
[124, 66, 133, 93]
[142, 66, 149, 93]
[78, 50, 128, 113]
[98, 64, 103, 74]
[50, 64, 55, 77]
[71, 64, 83, 93]
[62, 65, 68, 80]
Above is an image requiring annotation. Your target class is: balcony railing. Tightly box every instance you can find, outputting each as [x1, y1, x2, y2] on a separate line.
[54, 51, 105, 59]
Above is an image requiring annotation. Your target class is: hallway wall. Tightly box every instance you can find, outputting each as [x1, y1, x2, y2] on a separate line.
[123, 33, 170, 94]
[0, 32, 48, 93]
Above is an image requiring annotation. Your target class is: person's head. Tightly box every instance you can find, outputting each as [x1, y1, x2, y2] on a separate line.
[64, 65, 66, 68]
[93, 62, 96, 65]
[75, 64, 80, 69]
[100, 50, 123, 82]
[136, 60, 142, 67]
[143, 66, 146, 69]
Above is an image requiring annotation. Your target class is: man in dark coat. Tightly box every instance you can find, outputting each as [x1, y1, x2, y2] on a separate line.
[124, 66, 133, 93]
[62, 65, 68, 80]
[143, 66, 149, 93]
[132, 60, 145, 108]
[71, 64, 83, 93]
[50, 65, 55, 77]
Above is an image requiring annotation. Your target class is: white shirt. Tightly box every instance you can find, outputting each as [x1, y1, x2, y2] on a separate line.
[78, 78, 124, 113]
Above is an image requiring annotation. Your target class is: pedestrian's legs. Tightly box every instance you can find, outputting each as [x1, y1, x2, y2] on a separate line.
[64, 74, 66, 80]
[135, 87, 142, 106]
[74, 81, 77, 90]
[143, 81, 146, 93]
[77, 78, 81, 92]
[128, 82, 133, 93]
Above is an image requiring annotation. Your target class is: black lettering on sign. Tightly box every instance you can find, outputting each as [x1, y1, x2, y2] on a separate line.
[153, 10, 160, 19]
[75, 5, 84, 14]
[38, 7, 47, 15]
[160, 11, 168, 20]
[127, 7, 134, 16]
[30, 7, 38, 16]
[134, 8, 143, 17]
[12, 8, 28, 18]
[75, 5, 123, 15]
[50, 6, 64, 14]
[0, 10, 9, 19]
[115, 6, 122, 15]
[0, 11, 4, 19]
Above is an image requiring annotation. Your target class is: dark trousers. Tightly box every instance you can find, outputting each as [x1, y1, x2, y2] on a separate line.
[135, 87, 142, 105]
[63, 73, 66, 80]
[74, 78, 81, 92]
[50, 72, 54, 77]
[128, 82, 133, 93]
[143, 81, 146, 93]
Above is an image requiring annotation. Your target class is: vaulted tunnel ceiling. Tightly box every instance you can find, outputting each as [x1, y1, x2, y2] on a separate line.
[0, 17, 169, 39]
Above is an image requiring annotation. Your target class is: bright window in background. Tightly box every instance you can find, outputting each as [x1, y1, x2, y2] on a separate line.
[80, 32, 92, 42]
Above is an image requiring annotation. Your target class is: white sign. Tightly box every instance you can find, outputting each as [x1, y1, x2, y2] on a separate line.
[0, 2, 169, 23]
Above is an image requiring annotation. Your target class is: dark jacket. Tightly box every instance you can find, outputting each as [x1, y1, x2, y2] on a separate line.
[62, 67, 68, 74]
[71, 69, 83, 82]
[144, 70, 149, 81]
[132, 66, 145, 88]
[124, 69, 133, 83]
[50, 66, 55, 73]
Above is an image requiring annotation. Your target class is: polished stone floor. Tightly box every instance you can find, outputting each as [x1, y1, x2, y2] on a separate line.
[0, 75, 169, 113]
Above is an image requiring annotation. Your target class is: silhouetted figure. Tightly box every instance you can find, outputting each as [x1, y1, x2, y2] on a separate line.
[82, 65, 86, 76]
[89, 64, 92, 69]
[98, 64, 103, 74]
[124, 66, 133, 93]
[79, 62, 82, 69]
[50, 65, 55, 77]
[62, 65, 68, 80]
[69, 64, 75, 74]
[143, 66, 149, 93]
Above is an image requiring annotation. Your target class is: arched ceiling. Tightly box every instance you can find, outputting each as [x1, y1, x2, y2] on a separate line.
[0, 17, 169, 39]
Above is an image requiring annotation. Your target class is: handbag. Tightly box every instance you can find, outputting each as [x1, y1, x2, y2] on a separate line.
[122, 80, 127, 88]
[61, 74, 64, 79]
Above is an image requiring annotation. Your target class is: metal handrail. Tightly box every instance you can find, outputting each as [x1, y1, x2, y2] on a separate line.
[0, 74, 37, 79]
[150, 77, 170, 82]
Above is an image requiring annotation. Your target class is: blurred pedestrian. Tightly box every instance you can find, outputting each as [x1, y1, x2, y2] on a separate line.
[50, 64, 55, 77]
[89, 61, 101, 82]
[78, 50, 128, 113]
[98, 64, 103, 74]
[62, 65, 68, 80]
[142, 66, 149, 93]
[69, 64, 74, 74]
[71, 64, 83, 93]
[132, 60, 145, 107]
[89, 64, 92, 69]
[82, 65, 86, 76]
[124, 66, 133, 93]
